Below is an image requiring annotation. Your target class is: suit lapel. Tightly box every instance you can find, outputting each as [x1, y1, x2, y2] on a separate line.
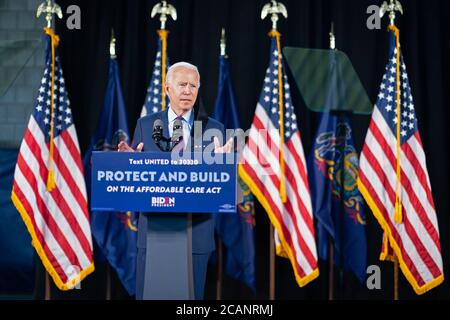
[161, 108, 170, 139]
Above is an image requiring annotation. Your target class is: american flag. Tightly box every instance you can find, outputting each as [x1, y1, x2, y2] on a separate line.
[239, 35, 319, 286]
[11, 33, 94, 290]
[141, 37, 170, 117]
[357, 31, 443, 294]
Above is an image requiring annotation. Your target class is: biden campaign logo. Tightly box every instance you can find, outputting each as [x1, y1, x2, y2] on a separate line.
[151, 196, 176, 207]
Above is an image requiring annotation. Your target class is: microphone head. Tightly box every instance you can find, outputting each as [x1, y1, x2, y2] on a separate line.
[153, 119, 163, 131]
[171, 118, 184, 144]
[152, 119, 164, 142]
[173, 118, 183, 131]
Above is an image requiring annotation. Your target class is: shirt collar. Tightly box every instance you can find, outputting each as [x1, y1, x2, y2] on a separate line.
[168, 106, 193, 127]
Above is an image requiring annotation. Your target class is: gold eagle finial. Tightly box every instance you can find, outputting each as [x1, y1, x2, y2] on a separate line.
[36, 0, 63, 28]
[151, 0, 177, 30]
[261, 0, 288, 31]
[380, 0, 403, 25]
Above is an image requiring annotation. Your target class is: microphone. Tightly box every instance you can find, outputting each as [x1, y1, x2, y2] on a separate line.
[152, 119, 164, 143]
[170, 118, 184, 150]
[152, 119, 170, 151]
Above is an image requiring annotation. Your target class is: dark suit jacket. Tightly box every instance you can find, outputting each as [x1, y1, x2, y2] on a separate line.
[131, 107, 225, 254]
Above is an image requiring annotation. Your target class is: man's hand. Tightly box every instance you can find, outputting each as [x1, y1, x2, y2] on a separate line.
[213, 137, 234, 153]
[117, 141, 144, 152]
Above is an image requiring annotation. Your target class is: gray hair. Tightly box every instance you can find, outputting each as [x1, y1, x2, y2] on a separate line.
[166, 62, 201, 87]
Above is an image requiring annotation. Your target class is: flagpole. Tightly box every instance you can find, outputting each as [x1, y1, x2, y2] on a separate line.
[44, 272, 51, 300]
[261, 0, 288, 301]
[103, 30, 117, 302]
[106, 263, 112, 300]
[380, 0, 403, 301]
[36, 1, 61, 301]
[37, 1, 63, 193]
[216, 237, 224, 300]
[328, 239, 334, 300]
[215, 29, 227, 301]
[327, 23, 336, 301]
[394, 257, 399, 300]
[269, 225, 276, 300]
[151, 1, 177, 112]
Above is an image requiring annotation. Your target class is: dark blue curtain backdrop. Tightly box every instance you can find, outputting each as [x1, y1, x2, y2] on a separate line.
[45, 0, 450, 299]
[0, 150, 35, 298]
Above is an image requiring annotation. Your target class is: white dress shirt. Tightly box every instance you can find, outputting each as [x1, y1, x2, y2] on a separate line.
[168, 106, 193, 149]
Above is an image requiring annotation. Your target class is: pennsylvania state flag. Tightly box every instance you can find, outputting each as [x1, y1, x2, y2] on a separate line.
[212, 54, 256, 291]
[307, 112, 367, 283]
[83, 57, 137, 295]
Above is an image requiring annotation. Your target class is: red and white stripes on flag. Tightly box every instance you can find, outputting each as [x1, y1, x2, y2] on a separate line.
[239, 35, 318, 287]
[239, 101, 319, 287]
[357, 30, 443, 294]
[11, 31, 94, 290]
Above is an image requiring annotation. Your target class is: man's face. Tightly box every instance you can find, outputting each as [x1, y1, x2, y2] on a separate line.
[166, 67, 200, 115]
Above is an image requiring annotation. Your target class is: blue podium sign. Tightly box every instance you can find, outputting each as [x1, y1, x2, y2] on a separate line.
[90, 152, 237, 213]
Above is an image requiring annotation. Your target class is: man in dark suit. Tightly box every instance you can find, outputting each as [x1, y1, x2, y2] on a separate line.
[118, 62, 232, 300]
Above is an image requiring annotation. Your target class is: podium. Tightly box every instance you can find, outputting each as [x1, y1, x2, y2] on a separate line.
[90, 151, 237, 300]
[136, 213, 194, 299]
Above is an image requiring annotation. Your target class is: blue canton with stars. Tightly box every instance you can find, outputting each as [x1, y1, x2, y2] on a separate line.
[141, 38, 170, 116]
[33, 36, 73, 143]
[375, 32, 418, 145]
[260, 38, 298, 140]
